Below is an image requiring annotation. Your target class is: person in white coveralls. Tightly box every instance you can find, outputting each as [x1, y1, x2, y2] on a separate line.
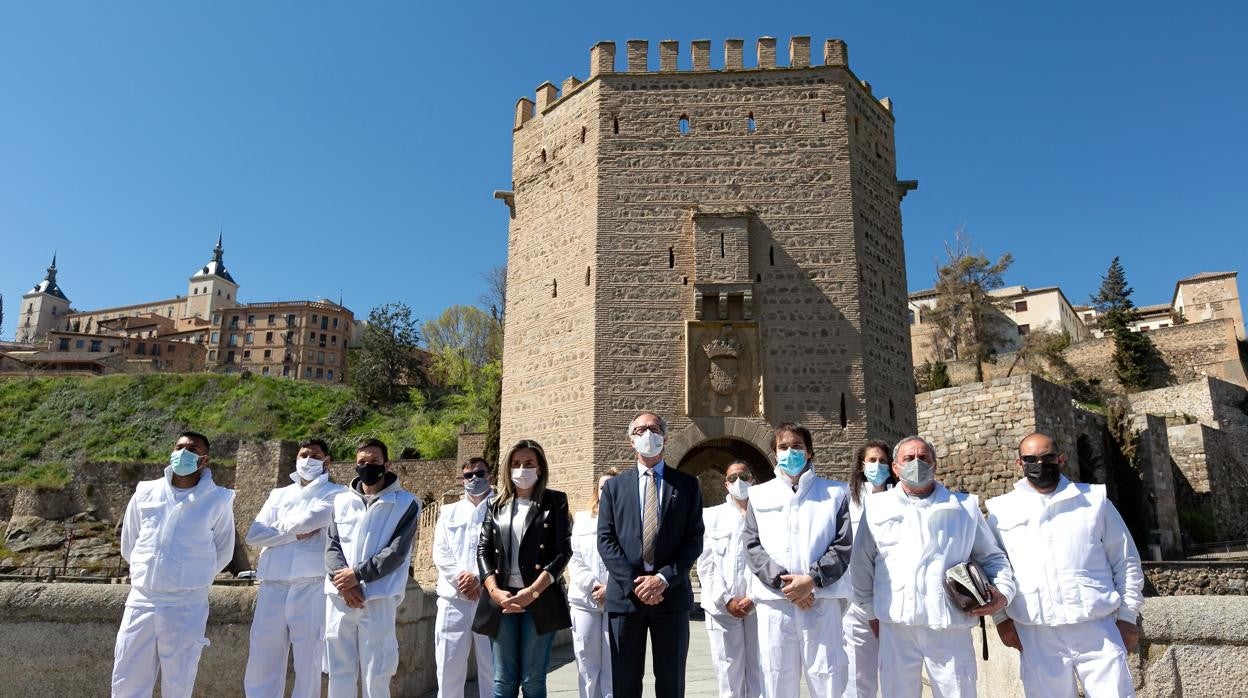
[850, 435, 1015, 698]
[324, 438, 421, 698]
[111, 430, 236, 698]
[986, 432, 1144, 698]
[244, 437, 347, 698]
[842, 439, 896, 698]
[568, 468, 619, 698]
[697, 461, 762, 698]
[743, 422, 853, 698]
[432, 457, 496, 698]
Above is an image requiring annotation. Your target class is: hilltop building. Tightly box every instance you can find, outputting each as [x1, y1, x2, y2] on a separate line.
[6, 237, 355, 383]
[497, 36, 918, 504]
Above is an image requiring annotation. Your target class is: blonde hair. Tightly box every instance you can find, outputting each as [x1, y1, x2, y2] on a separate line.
[496, 439, 549, 506]
[589, 467, 620, 516]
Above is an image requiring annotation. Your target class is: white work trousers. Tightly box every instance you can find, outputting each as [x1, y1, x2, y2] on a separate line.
[705, 610, 762, 698]
[878, 622, 976, 698]
[435, 596, 493, 698]
[755, 598, 846, 698]
[842, 602, 880, 698]
[570, 606, 614, 698]
[1014, 616, 1134, 698]
[111, 602, 211, 698]
[325, 593, 401, 698]
[244, 579, 327, 698]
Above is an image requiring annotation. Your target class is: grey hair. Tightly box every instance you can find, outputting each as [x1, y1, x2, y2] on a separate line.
[893, 435, 937, 463]
[626, 411, 668, 436]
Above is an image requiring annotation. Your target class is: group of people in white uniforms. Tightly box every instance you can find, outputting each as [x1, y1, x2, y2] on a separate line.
[566, 469, 619, 698]
[692, 426, 1144, 698]
[111, 435, 420, 698]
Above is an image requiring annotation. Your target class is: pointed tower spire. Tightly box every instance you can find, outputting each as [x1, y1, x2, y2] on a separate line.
[29, 250, 68, 300]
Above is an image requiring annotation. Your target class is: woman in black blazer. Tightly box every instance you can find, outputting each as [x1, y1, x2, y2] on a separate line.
[473, 439, 572, 698]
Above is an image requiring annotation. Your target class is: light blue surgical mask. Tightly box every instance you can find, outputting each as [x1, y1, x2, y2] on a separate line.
[863, 461, 891, 486]
[170, 448, 201, 477]
[776, 447, 808, 477]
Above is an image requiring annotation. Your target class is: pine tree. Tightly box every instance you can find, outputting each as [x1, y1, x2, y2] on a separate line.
[1090, 257, 1154, 391]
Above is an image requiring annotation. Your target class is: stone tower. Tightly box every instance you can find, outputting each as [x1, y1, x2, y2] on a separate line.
[17, 254, 71, 342]
[183, 234, 240, 321]
[499, 36, 918, 503]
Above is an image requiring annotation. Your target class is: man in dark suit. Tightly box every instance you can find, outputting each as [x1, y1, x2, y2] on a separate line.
[597, 410, 705, 698]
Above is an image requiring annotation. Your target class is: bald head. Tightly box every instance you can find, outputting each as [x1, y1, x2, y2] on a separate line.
[1018, 432, 1057, 457]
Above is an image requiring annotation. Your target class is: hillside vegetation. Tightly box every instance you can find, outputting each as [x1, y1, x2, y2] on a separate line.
[0, 374, 474, 488]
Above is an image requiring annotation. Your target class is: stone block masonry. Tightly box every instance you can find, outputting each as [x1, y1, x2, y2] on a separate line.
[501, 37, 917, 507]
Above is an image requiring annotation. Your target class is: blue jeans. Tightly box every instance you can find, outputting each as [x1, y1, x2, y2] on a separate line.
[492, 611, 556, 698]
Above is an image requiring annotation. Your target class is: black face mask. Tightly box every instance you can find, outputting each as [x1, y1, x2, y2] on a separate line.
[1024, 461, 1061, 490]
[356, 462, 386, 487]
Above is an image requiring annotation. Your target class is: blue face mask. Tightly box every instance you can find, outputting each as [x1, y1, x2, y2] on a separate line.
[170, 448, 201, 477]
[776, 447, 808, 477]
[863, 461, 891, 486]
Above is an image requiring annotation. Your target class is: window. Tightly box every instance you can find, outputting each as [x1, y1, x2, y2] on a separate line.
[209, 350, 217, 361]
[229, 316, 239, 329]
[309, 331, 316, 341]
[211, 332, 219, 343]
[328, 352, 336, 365]
[267, 314, 276, 326]
[908, 310, 916, 325]
[75, 339, 85, 349]
[58, 338, 70, 351]
[226, 350, 235, 363]
[1014, 300, 1028, 312]
[90, 340, 101, 352]
[327, 370, 334, 381]
[331, 335, 337, 346]
[265, 332, 273, 343]
[1017, 324, 1030, 336]
[246, 314, 255, 325]
[167, 344, 175, 353]
[311, 314, 318, 324]
[244, 332, 253, 344]
[1159, 323, 1169, 328]
[747, 112, 756, 133]
[264, 349, 272, 359]
[228, 333, 238, 346]
[286, 314, 296, 326]
[262, 366, 270, 376]
[212, 313, 221, 326]
[317, 351, 325, 365]
[305, 367, 313, 378]
[316, 368, 324, 379]
[321, 316, 328, 330]
[678, 114, 690, 134]
[136, 343, 146, 355]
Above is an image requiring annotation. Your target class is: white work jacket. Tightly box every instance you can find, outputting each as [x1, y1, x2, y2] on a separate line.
[568, 510, 609, 611]
[987, 476, 1145, 626]
[324, 478, 421, 601]
[697, 496, 751, 616]
[746, 469, 853, 602]
[247, 472, 346, 582]
[121, 466, 235, 598]
[852, 482, 1015, 629]
[432, 493, 491, 600]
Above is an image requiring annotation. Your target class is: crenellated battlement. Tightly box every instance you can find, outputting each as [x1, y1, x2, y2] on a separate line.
[514, 36, 893, 128]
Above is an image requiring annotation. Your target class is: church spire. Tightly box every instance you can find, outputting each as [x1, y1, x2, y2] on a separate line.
[192, 233, 236, 284]
[29, 251, 69, 301]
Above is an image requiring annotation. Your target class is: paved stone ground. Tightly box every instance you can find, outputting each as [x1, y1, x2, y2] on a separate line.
[437, 615, 813, 697]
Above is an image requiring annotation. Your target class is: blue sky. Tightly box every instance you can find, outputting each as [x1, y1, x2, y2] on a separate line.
[2, 1, 1245, 341]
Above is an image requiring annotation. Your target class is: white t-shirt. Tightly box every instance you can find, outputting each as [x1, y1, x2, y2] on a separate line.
[507, 498, 533, 588]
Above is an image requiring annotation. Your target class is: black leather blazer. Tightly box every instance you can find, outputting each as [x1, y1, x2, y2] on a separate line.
[472, 488, 573, 637]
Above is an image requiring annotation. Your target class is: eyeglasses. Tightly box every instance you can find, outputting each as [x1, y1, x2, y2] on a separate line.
[631, 424, 664, 437]
[1020, 453, 1060, 465]
[726, 472, 753, 483]
[461, 470, 489, 480]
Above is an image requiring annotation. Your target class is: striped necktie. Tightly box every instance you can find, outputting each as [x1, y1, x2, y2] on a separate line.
[642, 469, 659, 567]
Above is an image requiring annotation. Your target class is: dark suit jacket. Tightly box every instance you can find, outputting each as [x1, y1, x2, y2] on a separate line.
[596, 463, 704, 614]
[472, 488, 573, 638]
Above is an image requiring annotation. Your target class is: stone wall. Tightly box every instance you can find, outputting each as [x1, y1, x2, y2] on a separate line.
[1166, 424, 1248, 540]
[915, 374, 1093, 499]
[1134, 596, 1248, 697]
[0, 581, 444, 697]
[1062, 317, 1246, 390]
[1144, 561, 1248, 596]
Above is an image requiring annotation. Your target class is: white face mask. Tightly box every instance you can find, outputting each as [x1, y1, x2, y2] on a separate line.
[727, 479, 750, 501]
[295, 456, 324, 482]
[511, 467, 539, 491]
[632, 430, 664, 458]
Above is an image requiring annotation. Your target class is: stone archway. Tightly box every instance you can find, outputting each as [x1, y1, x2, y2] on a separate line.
[666, 416, 776, 508]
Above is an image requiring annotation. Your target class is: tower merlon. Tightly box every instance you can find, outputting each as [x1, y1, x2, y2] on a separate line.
[756, 37, 777, 69]
[514, 97, 535, 129]
[626, 39, 648, 73]
[590, 41, 616, 76]
[824, 38, 848, 67]
[691, 40, 711, 70]
[789, 36, 811, 68]
[659, 40, 679, 72]
[724, 39, 745, 70]
[562, 76, 582, 94]
[535, 82, 559, 111]
[879, 97, 893, 112]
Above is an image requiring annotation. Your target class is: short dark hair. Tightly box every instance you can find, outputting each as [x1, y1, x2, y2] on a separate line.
[462, 457, 490, 473]
[356, 438, 389, 463]
[298, 438, 330, 458]
[772, 422, 814, 458]
[179, 430, 211, 453]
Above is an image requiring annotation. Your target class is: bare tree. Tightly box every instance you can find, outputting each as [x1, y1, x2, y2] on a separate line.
[925, 230, 1014, 383]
